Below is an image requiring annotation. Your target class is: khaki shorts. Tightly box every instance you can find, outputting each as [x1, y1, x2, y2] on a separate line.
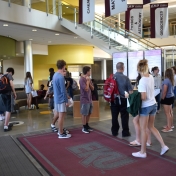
[54, 103, 67, 113]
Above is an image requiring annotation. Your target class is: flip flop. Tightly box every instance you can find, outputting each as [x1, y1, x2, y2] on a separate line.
[161, 128, 173, 133]
[163, 125, 174, 129]
[129, 140, 141, 147]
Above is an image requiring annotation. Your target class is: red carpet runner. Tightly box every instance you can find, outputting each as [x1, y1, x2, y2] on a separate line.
[18, 129, 176, 176]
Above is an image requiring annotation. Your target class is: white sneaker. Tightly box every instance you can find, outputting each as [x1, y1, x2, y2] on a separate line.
[132, 151, 147, 158]
[58, 133, 71, 139]
[160, 146, 169, 155]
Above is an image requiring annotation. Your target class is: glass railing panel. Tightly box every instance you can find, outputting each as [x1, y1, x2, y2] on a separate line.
[61, 4, 76, 22]
[10, 0, 23, 6]
[48, 0, 59, 15]
[31, 0, 47, 13]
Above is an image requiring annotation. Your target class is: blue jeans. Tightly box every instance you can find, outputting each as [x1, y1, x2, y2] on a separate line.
[155, 92, 161, 111]
[140, 104, 157, 117]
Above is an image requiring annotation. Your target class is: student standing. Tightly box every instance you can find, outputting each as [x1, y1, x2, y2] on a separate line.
[132, 60, 169, 158]
[161, 68, 175, 132]
[24, 72, 33, 110]
[79, 66, 94, 133]
[151, 67, 161, 113]
[53, 60, 71, 138]
[111, 62, 133, 137]
[0, 68, 17, 131]
[0, 72, 5, 121]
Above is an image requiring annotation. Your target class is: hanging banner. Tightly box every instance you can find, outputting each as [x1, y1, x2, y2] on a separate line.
[150, 3, 169, 38]
[79, 0, 95, 24]
[105, 0, 127, 17]
[125, 4, 143, 37]
[143, 0, 156, 5]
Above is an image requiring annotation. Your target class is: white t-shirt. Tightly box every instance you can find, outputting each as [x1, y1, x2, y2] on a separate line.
[138, 75, 156, 108]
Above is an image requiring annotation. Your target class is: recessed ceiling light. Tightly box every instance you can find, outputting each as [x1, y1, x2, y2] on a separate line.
[3, 55, 6, 57]
[55, 33, 59, 35]
[66, 7, 68, 8]
[32, 29, 37, 31]
[74, 37, 78, 39]
[48, 41, 52, 43]
[29, 39, 33, 40]
[7, 35, 11, 38]
[149, 21, 151, 23]
[3, 24, 8, 26]
[145, 19, 148, 21]
[16, 53, 19, 56]
[63, 12, 65, 14]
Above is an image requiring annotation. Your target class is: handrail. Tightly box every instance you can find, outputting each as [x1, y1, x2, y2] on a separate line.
[59, 0, 158, 49]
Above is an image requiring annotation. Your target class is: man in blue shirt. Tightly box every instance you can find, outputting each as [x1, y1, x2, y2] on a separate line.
[52, 60, 71, 139]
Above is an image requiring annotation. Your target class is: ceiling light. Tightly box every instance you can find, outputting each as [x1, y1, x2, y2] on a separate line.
[145, 19, 147, 21]
[74, 37, 78, 39]
[16, 53, 19, 56]
[32, 29, 37, 31]
[7, 35, 11, 38]
[48, 41, 52, 43]
[66, 7, 68, 8]
[29, 39, 33, 40]
[149, 21, 151, 23]
[3, 55, 6, 57]
[63, 12, 65, 14]
[55, 33, 59, 35]
[3, 24, 8, 26]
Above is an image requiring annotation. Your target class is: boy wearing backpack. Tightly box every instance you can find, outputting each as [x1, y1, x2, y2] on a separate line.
[0, 68, 17, 132]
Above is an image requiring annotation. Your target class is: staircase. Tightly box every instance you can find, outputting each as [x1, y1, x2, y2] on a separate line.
[59, 1, 159, 55]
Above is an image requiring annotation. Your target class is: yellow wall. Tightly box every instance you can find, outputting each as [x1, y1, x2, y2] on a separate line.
[0, 36, 16, 57]
[63, 0, 78, 7]
[33, 45, 93, 88]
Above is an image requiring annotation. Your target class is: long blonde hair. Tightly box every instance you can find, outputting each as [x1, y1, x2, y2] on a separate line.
[137, 59, 148, 75]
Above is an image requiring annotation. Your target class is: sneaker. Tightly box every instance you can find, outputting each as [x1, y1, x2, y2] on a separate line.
[161, 128, 173, 133]
[63, 128, 70, 134]
[132, 151, 147, 158]
[58, 133, 71, 139]
[82, 128, 90, 134]
[51, 124, 58, 132]
[4, 126, 11, 132]
[146, 143, 152, 147]
[87, 125, 93, 132]
[163, 125, 174, 129]
[160, 146, 169, 155]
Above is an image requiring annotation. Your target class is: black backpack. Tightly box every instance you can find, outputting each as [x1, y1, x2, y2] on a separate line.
[0, 74, 12, 93]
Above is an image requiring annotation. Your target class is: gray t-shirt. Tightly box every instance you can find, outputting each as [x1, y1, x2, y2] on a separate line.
[5, 74, 13, 95]
[162, 78, 174, 98]
[79, 76, 92, 104]
[114, 72, 133, 98]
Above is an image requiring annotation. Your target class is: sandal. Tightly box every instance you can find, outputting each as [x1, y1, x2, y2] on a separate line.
[161, 128, 173, 133]
[163, 125, 174, 129]
[129, 140, 141, 147]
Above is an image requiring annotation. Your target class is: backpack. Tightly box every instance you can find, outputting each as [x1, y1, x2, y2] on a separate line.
[72, 79, 78, 90]
[0, 74, 12, 94]
[104, 74, 120, 103]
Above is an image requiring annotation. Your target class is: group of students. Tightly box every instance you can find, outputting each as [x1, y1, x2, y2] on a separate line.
[113, 59, 175, 158]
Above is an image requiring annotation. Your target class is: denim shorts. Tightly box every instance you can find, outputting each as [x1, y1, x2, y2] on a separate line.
[140, 104, 157, 117]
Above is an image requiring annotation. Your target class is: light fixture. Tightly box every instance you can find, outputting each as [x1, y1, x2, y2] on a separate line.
[48, 41, 52, 43]
[145, 19, 148, 21]
[3, 24, 8, 26]
[74, 37, 78, 39]
[55, 33, 59, 35]
[3, 55, 6, 57]
[7, 35, 11, 38]
[149, 21, 151, 23]
[32, 29, 37, 31]
[29, 39, 33, 41]
[16, 53, 19, 56]
[63, 12, 65, 14]
[66, 6, 68, 8]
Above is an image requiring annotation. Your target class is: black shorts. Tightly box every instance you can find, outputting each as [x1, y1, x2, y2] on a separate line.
[49, 97, 54, 110]
[0, 94, 11, 112]
[161, 97, 174, 105]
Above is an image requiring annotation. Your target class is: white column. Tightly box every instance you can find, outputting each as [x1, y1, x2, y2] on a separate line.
[53, 0, 56, 15]
[23, 0, 30, 8]
[118, 13, 121, 28]
[24, 41, 33, 77]
[101, 59, 107, 80]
